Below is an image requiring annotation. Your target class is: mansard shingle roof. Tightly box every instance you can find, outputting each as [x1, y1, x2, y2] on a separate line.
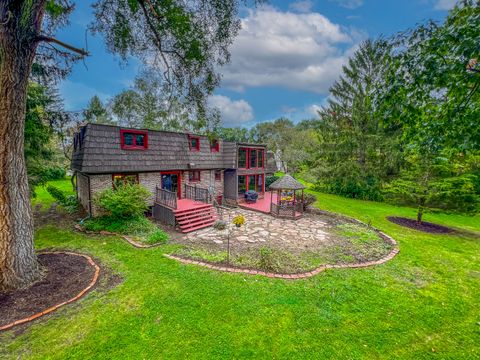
[71, 123, 251, 174]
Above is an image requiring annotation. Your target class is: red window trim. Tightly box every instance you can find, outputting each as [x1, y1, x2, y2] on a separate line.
[238, 174, 265, 195]
[214, 170, 221, 181]
[188, 135, 200, 151]
[189, 170, 201, 182]
[210, 139, 220, 152]
[238, 147, 265, 170]
[120, 129, 148, 150]
[160, 171, 182, 199]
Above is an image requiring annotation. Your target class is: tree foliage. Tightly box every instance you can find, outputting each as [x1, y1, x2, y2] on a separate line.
[313, 39, 402, 200]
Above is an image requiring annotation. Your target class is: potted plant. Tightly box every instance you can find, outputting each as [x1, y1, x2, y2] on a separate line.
[232, 215, 245, 228]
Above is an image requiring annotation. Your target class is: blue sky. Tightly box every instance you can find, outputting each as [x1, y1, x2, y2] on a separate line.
[57, 0, 455, 127]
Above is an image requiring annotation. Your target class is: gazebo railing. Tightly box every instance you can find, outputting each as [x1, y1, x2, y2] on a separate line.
[269, 188, 304, 218]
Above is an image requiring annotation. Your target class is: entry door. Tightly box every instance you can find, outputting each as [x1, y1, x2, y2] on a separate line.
[161, 172, 181, 198]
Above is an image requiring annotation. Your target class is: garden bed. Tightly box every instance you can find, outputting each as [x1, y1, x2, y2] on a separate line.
[169, 209, 394, 274]
[0, 252, 99, 331]
[387, 216, 455, 234]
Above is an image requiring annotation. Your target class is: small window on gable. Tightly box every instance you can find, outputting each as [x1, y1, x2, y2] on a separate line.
[210, 139, 220, 152]
[215, 170, 221, 181]
[188, 135, 200, 151]
[121, 129, 148, 150]
[189, 171, 201, 182]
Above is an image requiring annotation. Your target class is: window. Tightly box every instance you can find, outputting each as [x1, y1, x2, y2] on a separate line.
[257, 149, 264, 168]
[120, 129, 148, 150]
[238, 148, 247, 168]
[112, 174, 139, 188]
[238, 175, 246, 195]
[248, 175, 256, 192]
[188, 135, 200, 151]
[249, 149, 257, 168]
[210, 139, 220, 152]
[215, 170, 222, 181]
[189, 171, 201, 182]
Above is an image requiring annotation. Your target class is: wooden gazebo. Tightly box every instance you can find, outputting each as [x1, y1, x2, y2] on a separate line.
[269, 175, 306, 219]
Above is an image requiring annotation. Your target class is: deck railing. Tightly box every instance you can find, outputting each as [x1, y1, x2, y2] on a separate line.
[184, 184, 212, 204]
[155, 187, 177, 209]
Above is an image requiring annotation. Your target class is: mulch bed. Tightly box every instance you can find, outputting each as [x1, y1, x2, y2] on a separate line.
[0, 253, 97, 330]
[387, 216, 454, 234]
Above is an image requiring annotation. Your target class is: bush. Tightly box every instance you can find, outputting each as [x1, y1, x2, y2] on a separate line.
[213, 220, 227, 230]
[265, 175, 280, 189]
[95, 183, 150, 219]
[302, 193, 317, 210]
[46, 185, 78, 214]
[145, 229, 169, 244]
[42, 167, 66, 181]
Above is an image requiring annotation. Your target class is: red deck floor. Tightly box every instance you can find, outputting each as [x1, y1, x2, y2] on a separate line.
[175, 198, 212, 212]
[238, 192, 276, 214]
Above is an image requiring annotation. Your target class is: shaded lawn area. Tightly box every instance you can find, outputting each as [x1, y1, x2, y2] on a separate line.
[1, 186, 479, 359]
[31, 178, 75, 211]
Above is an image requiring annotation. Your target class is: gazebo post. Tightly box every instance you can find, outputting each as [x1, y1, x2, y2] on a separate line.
[270, 189, 273, 214]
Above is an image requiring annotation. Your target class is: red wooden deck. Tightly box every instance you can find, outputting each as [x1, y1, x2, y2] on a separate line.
[239, 191, 302, 218]
[175, 198, 212, 212]
[239, 191, 276, 214]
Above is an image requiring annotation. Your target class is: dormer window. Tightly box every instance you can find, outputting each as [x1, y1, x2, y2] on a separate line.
[188, 135, 200, 151]
[120, 129, 148, 150]
[210, 139, 220, 152]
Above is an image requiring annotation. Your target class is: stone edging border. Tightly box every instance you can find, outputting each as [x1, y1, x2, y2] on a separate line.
[74, 224, 160, 249]
[0, 251, 100, 332]
[163, 209, 400, 279]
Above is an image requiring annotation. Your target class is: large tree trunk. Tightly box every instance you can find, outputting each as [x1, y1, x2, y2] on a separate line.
[0, 1, 46, 291]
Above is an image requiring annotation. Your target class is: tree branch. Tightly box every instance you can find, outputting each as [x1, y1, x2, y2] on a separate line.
[35, 35, 89, 57]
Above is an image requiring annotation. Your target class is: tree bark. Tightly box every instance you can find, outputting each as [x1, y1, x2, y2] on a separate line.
[0, 0, 46, 291]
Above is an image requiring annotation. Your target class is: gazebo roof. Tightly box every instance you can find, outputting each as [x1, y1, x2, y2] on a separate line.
[269, 174, 306, 190]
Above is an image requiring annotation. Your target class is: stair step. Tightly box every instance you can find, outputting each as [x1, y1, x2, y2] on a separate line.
[180, 219, 216, 233]
[175, 208, 215, 220]
[177, 212, 217, 225]
[174, 203, 212, 215]
[179, 214, 217, 228]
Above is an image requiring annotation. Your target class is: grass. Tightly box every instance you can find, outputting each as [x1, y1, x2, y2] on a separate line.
[2, 183, 479, 359]
[31, 178, 75, 211]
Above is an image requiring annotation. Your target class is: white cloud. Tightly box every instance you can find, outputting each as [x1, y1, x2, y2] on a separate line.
[434, 0, 457, 10]
[208, 94, 254, 126]
[289, 0, 314, 13]
[59, 80, 109, 110]
[307, 104, 322, 117]
[329, 0, 363, 9]
[220, 7, 362, 94]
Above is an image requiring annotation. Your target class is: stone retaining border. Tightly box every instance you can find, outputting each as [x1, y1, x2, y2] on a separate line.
[164, 227, 400, 280]
[0, 251, 100, 332]
[74, 224, 161, 249]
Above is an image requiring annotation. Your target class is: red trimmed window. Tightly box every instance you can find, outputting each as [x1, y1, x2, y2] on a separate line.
[112, 173, 139, 188]
[238, 148, 247, 168]
[188, 135, 200, 151]
[257, 149, 264, 168]
[238, 147, 265, 169]
[215, 170, 221, 181]
[210, 139, 220, 152]
[120, 129, 148, 150]
[189, 171, 201, 182]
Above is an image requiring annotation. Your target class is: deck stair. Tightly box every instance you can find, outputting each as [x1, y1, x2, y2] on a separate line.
[174, 203, 217, 233]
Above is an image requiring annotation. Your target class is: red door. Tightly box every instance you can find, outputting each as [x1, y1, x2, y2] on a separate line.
[160, 171, 182, 198]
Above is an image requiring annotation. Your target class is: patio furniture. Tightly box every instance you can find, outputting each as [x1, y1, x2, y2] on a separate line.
[244, 190, 259, 203]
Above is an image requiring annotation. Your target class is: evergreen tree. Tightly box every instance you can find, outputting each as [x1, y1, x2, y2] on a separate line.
[313, 39, 402, 200]
[83, 95, 114, 125]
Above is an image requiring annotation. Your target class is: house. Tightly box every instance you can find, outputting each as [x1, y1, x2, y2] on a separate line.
[71, 123, 274, 232]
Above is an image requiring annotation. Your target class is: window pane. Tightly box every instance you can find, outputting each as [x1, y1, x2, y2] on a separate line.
[190, 138, 199, 150]
[238, 148, 247, 168]
[250, 149, 257, 168]
[258, 150, 264, 167]
[135, 134, 144, 146]
[189, 171, 200, 181]
[258, 174, 263, 192]
[248, 175, 256, 192]
[124, 133, 134, 146]
[238, 175, 246, 195]
[215, 170, 221, 181]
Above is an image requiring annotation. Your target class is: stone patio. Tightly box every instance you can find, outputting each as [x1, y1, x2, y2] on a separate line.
[179, 207, 345, 254]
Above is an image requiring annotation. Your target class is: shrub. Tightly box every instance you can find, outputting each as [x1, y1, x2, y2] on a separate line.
[232, 215, 245, 227]
[46, 185, 78, 214]
[258, 247, 280, 272]
[213, 220, 227, 230]
[43, 167, 66, 181]
[302, 193, 317, 210]
[95, 183, 150, 219]
[265, 175, 279, 189]
[145, 229, 169, 244]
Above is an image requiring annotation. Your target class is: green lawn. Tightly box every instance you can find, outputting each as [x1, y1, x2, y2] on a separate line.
[31, 178, 75, 211]
[2, 184, 479, 359]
